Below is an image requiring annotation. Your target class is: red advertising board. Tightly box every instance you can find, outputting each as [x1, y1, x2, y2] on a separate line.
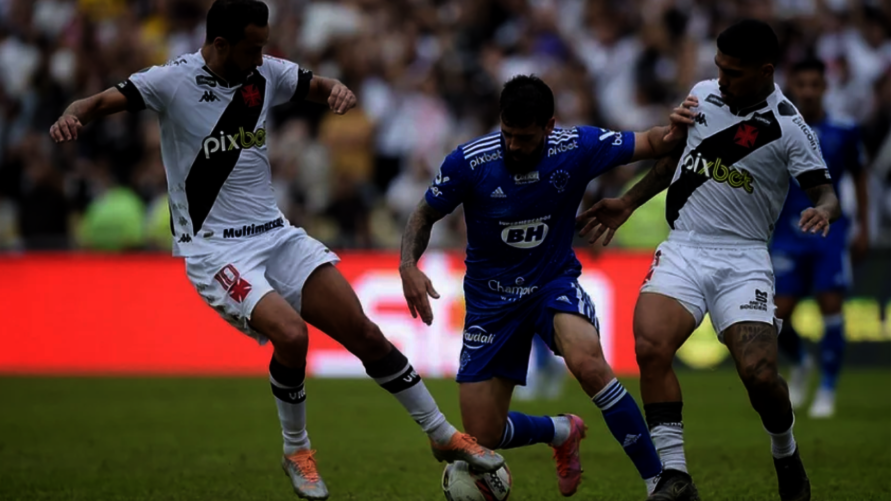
[0, 251, 653, 376]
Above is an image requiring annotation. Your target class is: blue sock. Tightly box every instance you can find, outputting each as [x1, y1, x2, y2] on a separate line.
[593, 379, 663, 479]
[498, 411, 555, 449]
[819, 314, 845, 390]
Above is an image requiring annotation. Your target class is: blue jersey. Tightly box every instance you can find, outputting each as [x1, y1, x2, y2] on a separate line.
[773, 116, 862, 248]
[425, 126, 635, 311]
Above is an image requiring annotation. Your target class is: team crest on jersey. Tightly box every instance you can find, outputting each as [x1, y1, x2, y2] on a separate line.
[734, 124, 759, 148]
[241, 84, 262, 107]
[549, 170, 570, 192]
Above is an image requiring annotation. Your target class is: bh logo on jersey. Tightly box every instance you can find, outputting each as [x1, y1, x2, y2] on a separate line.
[202, 127, 267, 159]
[501, 218, 549, 249]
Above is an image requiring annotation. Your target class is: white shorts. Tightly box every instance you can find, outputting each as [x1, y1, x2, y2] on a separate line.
[185, 226, 340, 343]
[640, 231, 780, 341]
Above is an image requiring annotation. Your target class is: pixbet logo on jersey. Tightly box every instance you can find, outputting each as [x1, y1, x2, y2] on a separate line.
[202, 127, 267, 159]
[500, 216, 550, 248]
[469, 150, 502, 169]
[679, 152, 756, 193]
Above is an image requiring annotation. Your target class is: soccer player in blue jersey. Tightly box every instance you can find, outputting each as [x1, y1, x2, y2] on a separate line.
[400, 75, 686, 499]
[771, 58, 870, 418]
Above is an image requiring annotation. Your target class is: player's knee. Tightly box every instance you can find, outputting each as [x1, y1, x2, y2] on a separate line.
[271, 320, 309, 359]
[565, 351, 610, 388]
[635, 334, 673, 371]
[739, 356, 780, 392]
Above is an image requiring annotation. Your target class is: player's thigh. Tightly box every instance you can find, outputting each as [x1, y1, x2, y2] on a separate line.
[459, 377, 516, 449]
[707, 245, 779, 340]
[635, 242, 704, 366]
[264, 228, 389, 360]
[185, 247, 278, 343]
[770, 245, 810, 302]
[458, 308, 536, 387]
[633, 292, 698, 367]
[300, 263, 390, 361]
[552, 312, 614, 395]
[813, 246, 849, 315]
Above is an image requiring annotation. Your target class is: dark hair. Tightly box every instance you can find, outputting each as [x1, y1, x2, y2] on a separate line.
[717, 19, 779, 66]
[791, 58, 826, 76]
[206, 0, 269, 45]
[500, 75, 554, 127]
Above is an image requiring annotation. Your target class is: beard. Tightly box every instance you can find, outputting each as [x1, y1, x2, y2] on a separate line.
[504, 143, 544, 173]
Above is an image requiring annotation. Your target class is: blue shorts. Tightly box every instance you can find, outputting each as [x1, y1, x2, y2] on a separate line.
[770, 240, 851, 297]
[457, 276, 599, 385]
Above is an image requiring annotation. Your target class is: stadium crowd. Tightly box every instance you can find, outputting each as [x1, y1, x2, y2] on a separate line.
[0, 0, 888, 252]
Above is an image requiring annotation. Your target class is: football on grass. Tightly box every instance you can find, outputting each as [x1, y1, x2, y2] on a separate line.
[441, 461, 511, 501]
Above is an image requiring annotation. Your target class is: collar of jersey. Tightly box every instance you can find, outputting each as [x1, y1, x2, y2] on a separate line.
[728, 86, 777, 116]
[201, 65, 252, 88]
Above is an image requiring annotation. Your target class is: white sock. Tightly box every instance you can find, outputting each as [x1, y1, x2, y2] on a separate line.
[270, 374, 310, 456]
[645, 474, 662, 495]
[365, 350, 457, 445]
[550, 416, 572, 446]
[650, 423, 688, 473]
[392, 379, 458, 444]
[766, 416, 797, 458]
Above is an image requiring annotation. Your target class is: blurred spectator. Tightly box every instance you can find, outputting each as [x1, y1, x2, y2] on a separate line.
[0, 0, 888, 252]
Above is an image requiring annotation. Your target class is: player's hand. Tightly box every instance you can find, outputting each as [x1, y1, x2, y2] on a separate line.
[328, 83, 357, 115]
[798, 207, 832, 237]
[576, 197, 634, 246]
[399, 264, 440, 326]
[851, 229, 869, 263]
[664, 95, 698, 142]
[669, 95, 699, 126]
[49, 115, 82, 143]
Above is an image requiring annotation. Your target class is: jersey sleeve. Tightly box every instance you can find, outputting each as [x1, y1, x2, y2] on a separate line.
[425, 149, 471, 215]
[263, 56, 314, 107]
[576, 125, 636, 179]
[117, 65, 177, 113]
[786, 117, 832, 190]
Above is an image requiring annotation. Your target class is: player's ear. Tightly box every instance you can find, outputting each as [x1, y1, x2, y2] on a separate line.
[212, 37, 230, 55]
[761, 62, 775, 79]
[544, 117, 556, 135]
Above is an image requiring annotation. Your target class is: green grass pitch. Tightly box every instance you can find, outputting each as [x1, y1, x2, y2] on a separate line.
[1, 370, 888, 500]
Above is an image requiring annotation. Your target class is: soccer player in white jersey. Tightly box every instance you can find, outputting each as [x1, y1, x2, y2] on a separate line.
[49, 1, 502, 499]
[579, 20, 840, 501]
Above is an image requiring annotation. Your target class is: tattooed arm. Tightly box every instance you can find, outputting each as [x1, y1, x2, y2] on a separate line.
[400, 200, 447, 325]
[577, 145, 683, 245]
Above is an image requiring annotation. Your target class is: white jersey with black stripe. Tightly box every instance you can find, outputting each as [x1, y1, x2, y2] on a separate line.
[116, 51, 312, 257]
[666, 80, 831, 244]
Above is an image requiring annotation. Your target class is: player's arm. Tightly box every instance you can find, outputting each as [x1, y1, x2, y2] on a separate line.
[628, 95, 698, 162]
[50, 88, 128, 143]
[399, 200, 447, 325]
[306, 75, 356, 115]
[799, 176, 841, 237]
[577, 144, 683, 245]
[787, 119, 841, 237]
